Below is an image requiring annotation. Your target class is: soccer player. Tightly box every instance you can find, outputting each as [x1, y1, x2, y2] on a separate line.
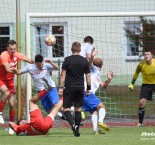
[9, 97, 63, 135]
[83, 48, 115, 134]
[59, 42, 91, 137]
[0, 40, 33, 134]
[12, 54, 59, 114]
[128, 49, 155, 127]
[80, 36, 94, 60]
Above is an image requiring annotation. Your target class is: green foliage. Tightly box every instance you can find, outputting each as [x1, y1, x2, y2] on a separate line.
[124, 16, 155, 53]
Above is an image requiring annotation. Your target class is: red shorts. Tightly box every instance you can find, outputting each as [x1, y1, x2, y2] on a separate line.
[30, 109, 53, 133]
[0, 79, 15, 94]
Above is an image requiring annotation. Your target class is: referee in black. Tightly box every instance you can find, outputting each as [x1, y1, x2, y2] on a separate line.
[59, 42, 91, 137]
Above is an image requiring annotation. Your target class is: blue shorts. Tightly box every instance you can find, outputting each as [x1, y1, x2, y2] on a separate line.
[82, 93, 101, 114]
[41, 87, 59, 112]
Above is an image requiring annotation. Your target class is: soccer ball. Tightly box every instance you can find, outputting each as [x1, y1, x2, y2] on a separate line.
[44, 34, 56, 46]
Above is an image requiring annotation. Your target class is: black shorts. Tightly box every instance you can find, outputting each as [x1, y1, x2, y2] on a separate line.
[63, 86, 84, 108]
[140, 84, 155, 100]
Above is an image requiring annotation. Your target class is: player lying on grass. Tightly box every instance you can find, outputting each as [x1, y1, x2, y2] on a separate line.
[9, 97, 63, 135]
[83, 48, 115, 134]
[12, 54, 60, 114]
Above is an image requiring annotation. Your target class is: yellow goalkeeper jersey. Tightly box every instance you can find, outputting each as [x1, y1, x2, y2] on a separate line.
[133, 58, 155, 84]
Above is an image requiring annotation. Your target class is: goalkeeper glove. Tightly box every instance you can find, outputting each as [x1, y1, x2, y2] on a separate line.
[128, 83, 134, 91]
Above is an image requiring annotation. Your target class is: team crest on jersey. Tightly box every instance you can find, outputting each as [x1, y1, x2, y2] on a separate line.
[9, 56, 18, 67]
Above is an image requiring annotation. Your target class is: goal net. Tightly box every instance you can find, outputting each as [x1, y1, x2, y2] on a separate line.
[1, 0, 155, 128]
[26, 12, 155, 126]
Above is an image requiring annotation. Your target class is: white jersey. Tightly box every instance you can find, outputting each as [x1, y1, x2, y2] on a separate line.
[85, 65, 101, 94]
[80, 42, 94, 58]
[21, 63, 56, 91]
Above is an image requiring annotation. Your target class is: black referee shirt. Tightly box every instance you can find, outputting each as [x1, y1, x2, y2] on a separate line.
[62, 55, 90, 86]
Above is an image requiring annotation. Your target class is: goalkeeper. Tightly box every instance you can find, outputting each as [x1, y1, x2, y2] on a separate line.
[128, 50, 155, 127]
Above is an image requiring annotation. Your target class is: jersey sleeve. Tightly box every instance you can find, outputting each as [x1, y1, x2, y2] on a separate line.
[133, 62, 142, 80]
[21, 65, 30, 74]
[45, 63, 53, 70]
[16, 52, 27, 60]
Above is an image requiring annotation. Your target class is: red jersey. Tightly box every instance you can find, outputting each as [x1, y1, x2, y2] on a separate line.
[0, 51, 27, 80]
[16, 109, 53, 135]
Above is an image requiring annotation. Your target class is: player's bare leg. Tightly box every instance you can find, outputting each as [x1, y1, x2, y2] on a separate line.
[8, 94, 16, 134]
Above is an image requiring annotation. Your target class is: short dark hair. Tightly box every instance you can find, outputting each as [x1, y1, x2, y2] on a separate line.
[144, 49, 153, 53]
[6, 40, 16, 47]
[143, 49, 155, 56]
[71, 42, 81, 53]
[35, 54, 44, 63]
[84, 36, 94, 44]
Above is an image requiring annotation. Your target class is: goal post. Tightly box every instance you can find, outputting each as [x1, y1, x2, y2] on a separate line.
[26, 12, 155, 124]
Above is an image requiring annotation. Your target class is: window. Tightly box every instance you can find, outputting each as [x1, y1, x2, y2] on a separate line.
[34, 23, 67, 60]
[124, 22, 143, 60]
[0, 24, 12, 54]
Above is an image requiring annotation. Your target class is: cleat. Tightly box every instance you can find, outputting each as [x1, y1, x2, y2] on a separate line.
[93, 131, 99, 135]
[98, 130, 105, 134]
[93, 130, 105, 135]
[42, 78, 52, 91]
[73, 125, 80, 137]
[74, 125, 80, 137]
[98, 122, 110, 131]
[61, 114, 66, 120]
[0, 114, 4, 124]
[9, 122, 19, 133]
[137, 123, 144, 127]
[71, 125, 75, 134]
[8, 127, 15, 135]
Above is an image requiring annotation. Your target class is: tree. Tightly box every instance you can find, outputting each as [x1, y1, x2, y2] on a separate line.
[124, 16, 155, 55]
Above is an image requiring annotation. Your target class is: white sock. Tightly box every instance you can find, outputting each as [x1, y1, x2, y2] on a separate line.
[57, 112, 63, 117]
[91, 114, 98, 132]
[98, 108, 106, 123]
[48, 114, 54, 121]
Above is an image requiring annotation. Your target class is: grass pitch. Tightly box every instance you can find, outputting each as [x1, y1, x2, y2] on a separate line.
[0, 126, 155, 145]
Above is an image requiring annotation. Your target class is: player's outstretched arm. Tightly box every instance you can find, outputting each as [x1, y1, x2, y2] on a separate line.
[11, 68, 22, 75]
[89, 48, 96, 68]
[100, 71, 116, 89]
[45, 59, 59, 70]
[23, 57, 34, 64]
[128, 63, 141, 91]
[3, 63, 15, 73]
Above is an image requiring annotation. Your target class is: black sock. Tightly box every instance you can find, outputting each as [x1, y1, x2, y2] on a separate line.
[139, 107, 145, 124]
[75, 111, 81, 126]
[64, 111, 74, 127]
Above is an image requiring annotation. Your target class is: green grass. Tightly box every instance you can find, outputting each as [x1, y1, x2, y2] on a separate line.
[0, 127, 155, 145]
